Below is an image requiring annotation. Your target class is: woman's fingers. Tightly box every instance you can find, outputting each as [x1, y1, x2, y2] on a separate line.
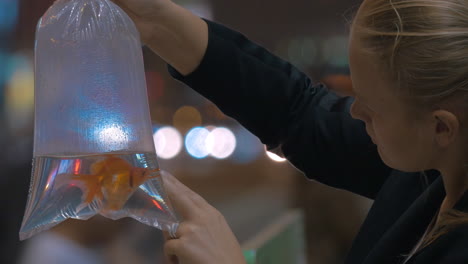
[164, 240, 179, 263]
[161, 172, 195, 219]
[164, 238, 182, 255]
[160, 172, 245, 264]
[162, 171, 208, 219]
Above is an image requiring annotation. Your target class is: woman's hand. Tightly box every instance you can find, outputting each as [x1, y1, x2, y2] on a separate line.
[110, 0, 172, 43]
[161, 172, 246, 264]
[110, 0, 208, 75]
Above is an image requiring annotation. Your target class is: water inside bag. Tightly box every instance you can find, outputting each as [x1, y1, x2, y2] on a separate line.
[21, 152, 178, 240]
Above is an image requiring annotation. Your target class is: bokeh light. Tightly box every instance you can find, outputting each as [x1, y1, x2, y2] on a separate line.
[266, 147, 287, 163]
[185, 126, 211, 159]
[287, 37, 319, 68]
[208, 127, 236, 159]
[0, 0, 19, 33]
[5, 53, 34, 131]
[145, 71, 165, 102]
[153, 126, 183, 159]
[323, 35, 349, 67]
[173, 105, 202, 134]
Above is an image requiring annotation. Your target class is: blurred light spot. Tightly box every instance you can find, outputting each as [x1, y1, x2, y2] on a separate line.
[145, 71, 165, 102]
[5, 53, 34, 131]
[321, 74, 353, 96]
[286, 37, 319, 69]
[266, 148, 287, 163]
[323, 35, 349, 67]
[185, 127, 211, 159]
[208, 127, 236, 159]
[301, 37, 319, 65]
[0, 1, 19, 32]
[0, 52, 11, 85]
[97, 124, 128, 150]
[287, 38, 304, 68]
[173, 106, 202, 134]
[153, 126, 182, 159]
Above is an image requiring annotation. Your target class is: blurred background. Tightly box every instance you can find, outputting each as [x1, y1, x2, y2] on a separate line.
[0, 0, 371, 263]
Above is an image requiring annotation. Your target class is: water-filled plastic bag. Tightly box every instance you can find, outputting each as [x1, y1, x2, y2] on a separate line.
[20, 0, 179, 240]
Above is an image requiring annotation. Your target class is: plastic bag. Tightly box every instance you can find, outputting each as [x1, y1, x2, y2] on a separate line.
[19, 0, 179, 240]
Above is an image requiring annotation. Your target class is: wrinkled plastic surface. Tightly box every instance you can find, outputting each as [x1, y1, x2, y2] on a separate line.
[20, 0, 179, 240]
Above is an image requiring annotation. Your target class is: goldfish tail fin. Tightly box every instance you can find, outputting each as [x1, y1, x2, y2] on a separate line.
[130, 168, 161, 188]
[71, 174, 103, 204]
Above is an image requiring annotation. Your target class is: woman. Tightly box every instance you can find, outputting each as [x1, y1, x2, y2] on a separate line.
[112, 0, 468, 263]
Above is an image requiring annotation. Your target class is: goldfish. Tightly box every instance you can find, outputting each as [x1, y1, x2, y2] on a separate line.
[70, 155, 160, 211]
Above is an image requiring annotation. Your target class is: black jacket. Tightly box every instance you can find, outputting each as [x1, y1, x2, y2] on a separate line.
[168, 20, 468, 264]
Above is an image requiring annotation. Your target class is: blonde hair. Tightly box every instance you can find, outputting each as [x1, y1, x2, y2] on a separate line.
[354, 0, 468, 104]
[352, 0, 468, 248]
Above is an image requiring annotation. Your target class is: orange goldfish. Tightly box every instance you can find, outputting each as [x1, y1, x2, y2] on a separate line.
[71, 155, 160, 211]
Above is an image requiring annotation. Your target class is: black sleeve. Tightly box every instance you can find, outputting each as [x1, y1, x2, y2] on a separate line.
[167, 20, 392, 199]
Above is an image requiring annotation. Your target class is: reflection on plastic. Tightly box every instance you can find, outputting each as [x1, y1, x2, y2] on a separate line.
[20, 0, 179, 240]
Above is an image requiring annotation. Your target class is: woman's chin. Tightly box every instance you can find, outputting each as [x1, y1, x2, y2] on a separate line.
[377, 147, 425, 173]
[377, 147, 400, 170]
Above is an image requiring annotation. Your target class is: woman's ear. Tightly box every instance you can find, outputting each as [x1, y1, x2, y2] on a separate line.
[433, 110, 459, 148]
